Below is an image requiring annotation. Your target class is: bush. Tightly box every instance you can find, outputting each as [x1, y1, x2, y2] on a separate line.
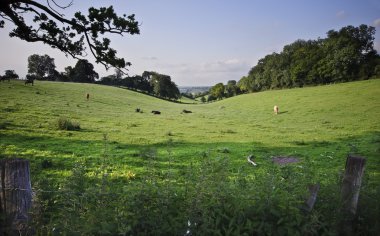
[29, 148, 379, 235]
[57, 117, 80, 131]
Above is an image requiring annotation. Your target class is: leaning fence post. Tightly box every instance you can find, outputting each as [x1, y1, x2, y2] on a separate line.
[339, 154, 366, 235]
[0, 158, 33, 235]
[302, 183, 320, 213]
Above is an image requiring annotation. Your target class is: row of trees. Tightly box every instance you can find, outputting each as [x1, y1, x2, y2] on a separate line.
[238, 24, 379, 93]
[27, 54, 99, 83]
[24, 54, 180, 100]
[207, 80, 240, 102]
[0, 70, 19, 80]
[99, 71, 180, 100]
[208, 24, 380, 100]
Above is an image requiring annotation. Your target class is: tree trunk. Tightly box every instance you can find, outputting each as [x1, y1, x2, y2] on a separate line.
[0, 158, 32, 235]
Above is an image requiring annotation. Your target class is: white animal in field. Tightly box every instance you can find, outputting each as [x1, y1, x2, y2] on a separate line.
[274, 105, 279, 114]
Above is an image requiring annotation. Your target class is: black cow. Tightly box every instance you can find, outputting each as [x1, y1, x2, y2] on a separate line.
[0, 76, 10, 82]
[25, 79, 34, 86]
[182, 109, 192, 114]
[151, 110, 161, 115]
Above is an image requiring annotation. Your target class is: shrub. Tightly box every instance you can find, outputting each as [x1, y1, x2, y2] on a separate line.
[57, 117, 80, 131]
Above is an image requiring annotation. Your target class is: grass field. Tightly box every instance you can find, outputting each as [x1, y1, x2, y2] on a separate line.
[1, 79, 380, 234]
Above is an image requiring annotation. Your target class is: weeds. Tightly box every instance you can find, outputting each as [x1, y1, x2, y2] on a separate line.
[56, 117, 80, 131]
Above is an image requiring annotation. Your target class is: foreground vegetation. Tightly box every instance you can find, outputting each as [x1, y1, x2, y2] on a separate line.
[1, 79, 379, 235]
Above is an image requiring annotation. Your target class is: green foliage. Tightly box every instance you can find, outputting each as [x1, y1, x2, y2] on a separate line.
[0, 1, 140, 70]
[146, 71, 180, 100]
[27, 54, 56, 80]
[238, 24, 379, 93]
[99, 71, 181, 101]
[57, 117, 81, 131]
[29, 153, 351, 235]
[3, 70, 19, 79]
[210, 82, 225, 99]
[71, 59, 99, 83]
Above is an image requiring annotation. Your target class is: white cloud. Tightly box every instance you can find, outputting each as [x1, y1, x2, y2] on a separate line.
[155, 59, 251, 86]
[201, 59, 250, 73]
[373, 18, 380, 27]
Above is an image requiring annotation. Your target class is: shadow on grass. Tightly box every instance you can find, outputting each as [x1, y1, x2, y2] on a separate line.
[1, 131, 379, 235]
[1, 130, 379, 178]
[278, 111, 288, 114]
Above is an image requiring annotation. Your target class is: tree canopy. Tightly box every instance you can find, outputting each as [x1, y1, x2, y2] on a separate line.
[146, 71, 180, 100]
[28, 54, 56, 79]
[0, 0, 140, 71]
[71, 59, 98, 83]
[237, 24, 379, 93]
[4, 69, 19, 79]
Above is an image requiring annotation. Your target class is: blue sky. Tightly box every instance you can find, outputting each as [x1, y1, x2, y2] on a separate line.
[1, 0, 379, 86]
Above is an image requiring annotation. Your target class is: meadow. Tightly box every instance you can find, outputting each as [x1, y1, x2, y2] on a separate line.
[1, 79, 379, 235]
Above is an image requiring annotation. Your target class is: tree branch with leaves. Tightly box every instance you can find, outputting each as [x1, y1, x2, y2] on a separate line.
[0, 0, 140, 72]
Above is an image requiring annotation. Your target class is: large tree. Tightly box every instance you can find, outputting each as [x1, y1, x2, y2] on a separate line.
[149, 72, 180, 100]
[0, 1, 140, 71]
[210, 83, 225, 100]
[4, 69, 19, 79]
[71, 59, 98, 83]
[28, 54, 56, 79]
[225, 80, 239, 97]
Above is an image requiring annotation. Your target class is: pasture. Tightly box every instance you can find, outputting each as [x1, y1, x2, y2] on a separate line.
[1, 79, 380, 234]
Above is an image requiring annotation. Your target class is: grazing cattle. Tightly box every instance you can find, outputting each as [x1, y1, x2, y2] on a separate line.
[86, 93, 90, 100]
[0, 76, 10, 82]
[135, 108, 141, 113]
[25, 79, 34, 86]
[274, 105, 279, 114]
[151, 110, 161, 115]
[182, 109, 192, 114]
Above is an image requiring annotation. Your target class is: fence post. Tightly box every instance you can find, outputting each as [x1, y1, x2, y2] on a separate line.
[0, 158, 32, 235]
[339, 154, 366, 235]
[302, 183, 320, 213]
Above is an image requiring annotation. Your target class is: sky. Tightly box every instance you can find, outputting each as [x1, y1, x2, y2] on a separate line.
[1, 0, 380, 86]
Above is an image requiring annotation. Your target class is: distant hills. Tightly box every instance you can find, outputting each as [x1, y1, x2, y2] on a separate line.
[179, 86, 210, 94]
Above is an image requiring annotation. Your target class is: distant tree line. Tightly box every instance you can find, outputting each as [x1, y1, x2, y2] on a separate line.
[6, 53, 180, 100]
[207, 80, 240, 102]
[25, 54, 99, 83]
[98, 71, 180, 100]
[208, 24, 380, 100]
[0, 70, 19, 81]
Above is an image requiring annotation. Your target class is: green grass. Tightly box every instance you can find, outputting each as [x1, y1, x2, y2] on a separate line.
[1, 79, 379, 178]
[1, 79, 380, 234]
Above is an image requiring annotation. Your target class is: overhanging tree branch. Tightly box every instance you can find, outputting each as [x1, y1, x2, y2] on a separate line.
[0, 0, 140, 71]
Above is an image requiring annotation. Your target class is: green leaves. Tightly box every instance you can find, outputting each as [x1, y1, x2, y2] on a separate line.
[239, 24, 378, 92]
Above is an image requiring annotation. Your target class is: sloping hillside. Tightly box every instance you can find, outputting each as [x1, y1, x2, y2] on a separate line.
[1, 79, 379, 163]
[1, 79, 379, 234]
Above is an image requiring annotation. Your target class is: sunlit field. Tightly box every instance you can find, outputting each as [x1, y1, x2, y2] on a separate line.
[1, 79, 379, 234]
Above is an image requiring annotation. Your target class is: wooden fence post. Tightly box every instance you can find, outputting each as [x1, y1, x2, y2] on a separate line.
[339, 154, 366, 235]
[0, 158, 32, 235]
[302, 183, 320, 213]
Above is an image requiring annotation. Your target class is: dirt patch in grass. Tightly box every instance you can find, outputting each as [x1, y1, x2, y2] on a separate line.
[272, 156, 300, 165]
